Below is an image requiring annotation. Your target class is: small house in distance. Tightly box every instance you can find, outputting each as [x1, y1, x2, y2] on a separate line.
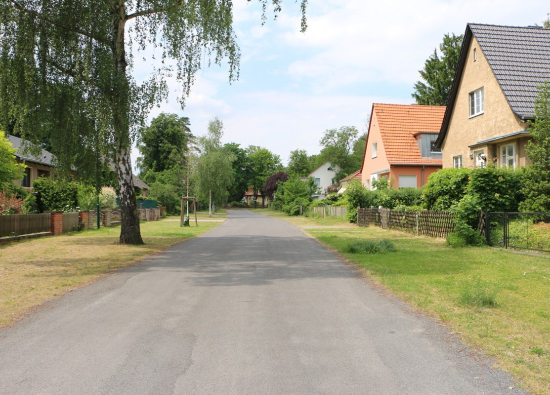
[9, 135, 55, 190]
[302, 162, 340, 200]
[360, 104, 446, 189]
[436, 24, 550, 169]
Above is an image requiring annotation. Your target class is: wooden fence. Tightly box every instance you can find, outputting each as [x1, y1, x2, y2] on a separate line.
[62, 212, 80, 233]
[0, 213, 51, 237]
[312, 206, 348, 218]
[357, 207, 456, 238]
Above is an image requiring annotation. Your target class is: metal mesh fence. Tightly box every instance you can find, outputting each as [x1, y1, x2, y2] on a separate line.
[486, 212, 550, 252]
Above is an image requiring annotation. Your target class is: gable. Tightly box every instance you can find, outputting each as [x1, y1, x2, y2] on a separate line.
[438, 23, 550, 148]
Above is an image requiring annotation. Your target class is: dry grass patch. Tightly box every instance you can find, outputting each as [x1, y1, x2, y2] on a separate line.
[0, 220, 219, 329]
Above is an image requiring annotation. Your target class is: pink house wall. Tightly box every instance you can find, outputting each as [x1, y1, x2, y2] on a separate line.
[361, 111, 390, 188]
[389, 166, 439, 188]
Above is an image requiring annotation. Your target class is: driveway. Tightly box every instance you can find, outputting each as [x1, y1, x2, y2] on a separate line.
[0, 210, 524, 394]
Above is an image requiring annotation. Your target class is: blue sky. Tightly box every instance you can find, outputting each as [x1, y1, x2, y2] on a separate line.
[130, 0, 549, 168]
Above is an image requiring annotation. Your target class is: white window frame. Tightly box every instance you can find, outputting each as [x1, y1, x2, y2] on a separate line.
[314, 178, 321, 187]
[453, 155, 462, 169]
[469, 87, 484, 117]
[370, 173, 379, 190]
[474, 149, 486, 168]
[398, 175, 417, 189]
[372, 142, 377, 158]
[500, 144, 516, 169]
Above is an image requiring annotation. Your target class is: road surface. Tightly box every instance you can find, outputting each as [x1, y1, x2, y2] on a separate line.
[0, 210, 523, 394]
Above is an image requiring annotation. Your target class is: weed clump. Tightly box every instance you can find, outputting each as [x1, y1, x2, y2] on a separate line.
[459, 277, 499, 308]
[344, 239, 397, 254]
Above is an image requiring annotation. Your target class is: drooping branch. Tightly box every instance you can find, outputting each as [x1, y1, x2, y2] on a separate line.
[125, 0, 183, 21]
[10, 0, 109, 45]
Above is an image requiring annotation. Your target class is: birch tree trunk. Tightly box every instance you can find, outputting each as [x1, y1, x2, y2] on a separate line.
[209, 189, 212, 217]
[112, 1, 143, 244]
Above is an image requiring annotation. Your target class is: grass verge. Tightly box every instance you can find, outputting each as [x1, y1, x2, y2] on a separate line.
[263, 208, 550, 394]
[0, 219, 220, 329]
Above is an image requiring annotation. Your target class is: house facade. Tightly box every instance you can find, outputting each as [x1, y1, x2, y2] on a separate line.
[437, 24, 550, 169]
[361, 104, 445, 189]
[305, 162, 340, 200]
[9, 135, 55, 190]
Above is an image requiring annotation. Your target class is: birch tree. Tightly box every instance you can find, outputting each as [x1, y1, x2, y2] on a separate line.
[196, 117, 234, 216]
[0, 0, 307, 244]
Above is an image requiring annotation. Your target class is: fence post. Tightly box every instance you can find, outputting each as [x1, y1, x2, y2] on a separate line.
[415, 213, 419, 236]
[502, 213, 508, 248]
[485, 211, 491, 246]
[49, 211, 63, 235]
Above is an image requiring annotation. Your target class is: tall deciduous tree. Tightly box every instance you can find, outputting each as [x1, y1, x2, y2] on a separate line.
[138, 113, 191, 174]
[248, 147, 282, 207]
[520, 82, 550, 212]
[319, 126, 360, 180]
[0, 0, 306, 244]
[263, 171, 289, 200]
[287, 149, 311, 177]
[0, 131, 25, 189]
[225, 142, 252, 203]
[412, 33, 463, 106]
[196, 117, 234, 216]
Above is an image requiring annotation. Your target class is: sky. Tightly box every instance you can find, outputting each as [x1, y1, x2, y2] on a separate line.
[130, 0, 549, 169]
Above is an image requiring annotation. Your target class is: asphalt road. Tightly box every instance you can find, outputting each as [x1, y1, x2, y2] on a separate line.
[0, 210, 524, 394]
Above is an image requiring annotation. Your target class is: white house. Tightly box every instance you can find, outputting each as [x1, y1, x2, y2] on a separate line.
[303, 162, 340, 200]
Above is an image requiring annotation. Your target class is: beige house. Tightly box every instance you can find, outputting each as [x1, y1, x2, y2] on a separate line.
[9, 135, 55, 190]
[437, 24, 550, 169]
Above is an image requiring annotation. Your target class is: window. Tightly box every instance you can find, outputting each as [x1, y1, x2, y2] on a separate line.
[473, 48, 477, 61]
[21, 167, 31, 187]
[314, 178, 321, 187]
[370, 174, 379, 190]
[501, 144, 516, 169]
[372, 142, 377, 158]
[38, 170, 50, 178]
[453, 155, 462, 169]
[469, 88, 484, 117]
[474, 149, 486, 168]
[398, 175, 417, 189]
[430, 141, 441, 153]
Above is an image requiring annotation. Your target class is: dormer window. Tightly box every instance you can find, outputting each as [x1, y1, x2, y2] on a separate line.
[430, 141, 441, 153]
[469, 87, 484, 117]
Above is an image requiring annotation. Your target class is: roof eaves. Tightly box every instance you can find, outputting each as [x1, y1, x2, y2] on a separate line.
[468, 129, 530, 147]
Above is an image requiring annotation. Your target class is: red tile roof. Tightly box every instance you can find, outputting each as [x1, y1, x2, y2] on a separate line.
[339, 169, 362, 183]
[374, 104, 445, 165]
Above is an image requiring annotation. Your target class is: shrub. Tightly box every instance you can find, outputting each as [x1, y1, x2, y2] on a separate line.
[344, 239, 397, 254]
[99, 187, 118, 209]
[423, 168, 471, 210]
[77, 184, 97, 210]
[228, 201, 245, 208]
[0, 189, 25, 214]
[459, 276, 499, 307]
[148, 182, 180, 214]
[446, 220, 485, 247]
[275, 177, 317, 216]
[33, 177, 79, 212]
[344, 180, 370, 222]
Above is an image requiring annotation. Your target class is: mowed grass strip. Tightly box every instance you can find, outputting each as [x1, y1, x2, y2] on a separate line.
[0, 219, 221, 329]
[307, 225, 550, 394]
